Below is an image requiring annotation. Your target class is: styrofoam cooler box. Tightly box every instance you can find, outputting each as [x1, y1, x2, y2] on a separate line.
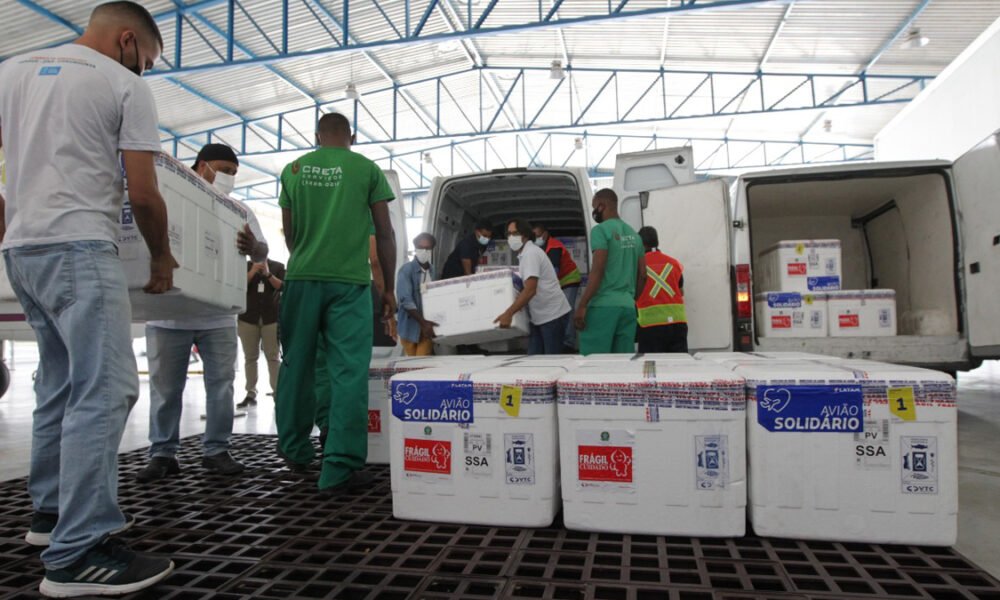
[558, 361, 747, 536]
[755, 292, 828, 338]
[758, 240, 841, 293]
[421, 269, 529, 346]
[119, 153, 247, 321]
[389, 365, 565, 527]
[557, 236, 589, 275]
[366, 356, 507, 464]
[481, 240, 513, 267]
[827, 290, 897, 337]
[736, 360, 957, 545]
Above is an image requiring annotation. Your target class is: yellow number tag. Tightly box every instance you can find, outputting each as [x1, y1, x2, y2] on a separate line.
[795, 243, 805, 255]
[889, 387, 916, 421]
[500, 385, 522, 418]
[804, 294, 814, 305]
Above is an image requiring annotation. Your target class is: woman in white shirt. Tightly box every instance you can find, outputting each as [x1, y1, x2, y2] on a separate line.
[494, 219, 572, 354]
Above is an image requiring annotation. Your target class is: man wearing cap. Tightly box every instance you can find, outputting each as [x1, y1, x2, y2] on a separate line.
[136, 143, 268, 483]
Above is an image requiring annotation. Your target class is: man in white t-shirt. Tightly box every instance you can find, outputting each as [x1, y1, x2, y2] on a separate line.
[494, 219, 572, 354]
[0, 2, 176, 596]
[136, 143, 268, 485]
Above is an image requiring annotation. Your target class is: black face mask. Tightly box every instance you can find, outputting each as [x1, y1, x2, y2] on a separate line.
[592, 207, 604, 224]
[119, 36, 142, 77]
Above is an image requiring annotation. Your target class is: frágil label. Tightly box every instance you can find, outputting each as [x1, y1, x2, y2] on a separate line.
[391, 380, 474, 423]
[756, 385, 863, 433]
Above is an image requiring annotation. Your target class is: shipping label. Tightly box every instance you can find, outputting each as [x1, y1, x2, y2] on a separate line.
[810, 310, 824, 329]
[787, 262, 807, 276]
[368, 410, 382, 434]
[756, 385, 864, 433]
[901, 436, 938, 494]
[463, 432, 493, 477]
[504, 433, 535, 485]
[391, 380, 474, 423]
[202, 231, 219, 259]
[577, 429, 635, 492]
[767, 293, 802, 308]
[839, 314, 860, 328]
[403, 424, 453, 483]
[854, 419, 891, 470]
[695, 435, 729, 490]
[807, 276, 840, 291]
[772, 315, 792, 329]
[878, 309, 892, 328]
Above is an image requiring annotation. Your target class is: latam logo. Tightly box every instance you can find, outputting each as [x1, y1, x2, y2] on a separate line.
[404, 439, 451, 474]
[771, 315, 792, 329]
[839, 314, 860, 328]
[787, 263, 807, 276]
[578, 446, 632, 483]
[368, 410, 382, 434]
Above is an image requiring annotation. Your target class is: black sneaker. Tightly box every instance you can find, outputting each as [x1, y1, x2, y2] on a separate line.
[319, 471, 376, 497]
[202, 452, 245, 476]
[27, 513, 136, 547]
[276, 443, 311, 473]
[39, 537, 173, 597]
[135, 457, 180, 484]
[236, 395, 257, 409]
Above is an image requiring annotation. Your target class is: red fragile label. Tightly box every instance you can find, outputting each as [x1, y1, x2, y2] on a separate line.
[578, 445, 633, 483]
[368, 410, 382, 434]
[787, 263, 807, 276]
[404, 439, 451, 474]
[839, 314, 860, 328]
[771, 315, 792, 329]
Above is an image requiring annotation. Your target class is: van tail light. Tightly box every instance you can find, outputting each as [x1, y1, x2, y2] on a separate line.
[735, 264, 752, 319]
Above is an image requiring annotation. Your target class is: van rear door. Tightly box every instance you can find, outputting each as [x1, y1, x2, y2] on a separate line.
[952, 131, 1000, 357]
[612, 147, 695, 230]
[641, 179, 734, 352]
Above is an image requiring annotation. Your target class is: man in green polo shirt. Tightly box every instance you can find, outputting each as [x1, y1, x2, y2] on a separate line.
[574, 188, 647, 355]
[276, 112, 397, 495]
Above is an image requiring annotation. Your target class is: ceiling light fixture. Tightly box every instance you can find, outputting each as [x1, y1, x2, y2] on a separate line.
[423, 152, 433, 164]
[343, 83, 360, 100]
[550, 60, 565, 80]
[574, 137, 584, 150]
[902, 28, 930, 49]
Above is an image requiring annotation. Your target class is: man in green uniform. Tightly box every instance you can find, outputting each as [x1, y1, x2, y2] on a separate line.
[574, 189, 647, 355]
[276, 112, 397, 494]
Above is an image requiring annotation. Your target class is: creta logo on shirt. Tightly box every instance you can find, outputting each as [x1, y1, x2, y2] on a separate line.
[404, 439, 451, 474]
[578, 445, 633, 482]
[302, 165, 343, 177]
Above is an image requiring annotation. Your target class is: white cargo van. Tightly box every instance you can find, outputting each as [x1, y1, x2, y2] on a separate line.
[418, 132, 999, 371]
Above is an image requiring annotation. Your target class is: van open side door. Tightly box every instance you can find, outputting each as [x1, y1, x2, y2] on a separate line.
[373, 170, 408, 357]
[612, 147, 695, 230]
[953, 131, 1000, 358]
[640, 179, 734, 352]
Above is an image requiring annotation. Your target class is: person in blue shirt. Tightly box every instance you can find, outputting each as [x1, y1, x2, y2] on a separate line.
[396, 233, 439, 356]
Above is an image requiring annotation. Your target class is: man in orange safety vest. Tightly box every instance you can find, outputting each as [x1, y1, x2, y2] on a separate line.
[636, 226, 688, 353]
[533, 223, 582, 351]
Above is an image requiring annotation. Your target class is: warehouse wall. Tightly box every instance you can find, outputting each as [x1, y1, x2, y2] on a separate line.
[875, 17, 1000, 161]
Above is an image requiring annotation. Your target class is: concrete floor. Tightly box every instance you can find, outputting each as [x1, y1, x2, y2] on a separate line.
[0, 343, 997, 579]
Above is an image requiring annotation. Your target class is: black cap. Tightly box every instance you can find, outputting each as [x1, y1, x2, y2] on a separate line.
[193, 143, 239, 168]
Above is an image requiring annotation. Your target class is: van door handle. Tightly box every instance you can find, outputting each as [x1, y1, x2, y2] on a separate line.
[970, 262, 981, 274]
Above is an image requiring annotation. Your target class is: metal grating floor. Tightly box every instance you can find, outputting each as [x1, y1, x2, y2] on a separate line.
[0, 434, 998, 599]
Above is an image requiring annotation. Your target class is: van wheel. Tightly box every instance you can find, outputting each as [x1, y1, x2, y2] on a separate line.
[0, 362, 9, 399]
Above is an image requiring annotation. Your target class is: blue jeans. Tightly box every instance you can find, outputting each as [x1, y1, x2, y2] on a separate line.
[528, 313, 569, 355]
[146, 325, 236, 458]
[3, 241, 137, 568]
[562, 285, 580, 350]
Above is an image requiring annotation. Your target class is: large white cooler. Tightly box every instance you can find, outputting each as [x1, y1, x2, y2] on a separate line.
[389, 365, 565, 527]
[557, 236, 589, 275]
[758, 240, 842, 293]
[481, 240, 513, 268]
[120, 153, 248, 321]
[755, 292, 829, 338]
[557, 360, 747, 537]
[366, 356, 507, 464]
[421, 269, 529, 345]
[735, 359, 957, 545]
[827, 290, 897, 337]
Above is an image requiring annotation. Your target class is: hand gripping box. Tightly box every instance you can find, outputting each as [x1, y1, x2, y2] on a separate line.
[119, 153, 248, 321]
[366, 356, 508, 464]
[758, 240, 842, 293]
[732, 359, 957, 545]
[421, 269, 529, 346]
[557, 360, 747, 537]
[827, 290, 897, 337]
[389, 364, 566, 527]
[755, 292, 829, 338]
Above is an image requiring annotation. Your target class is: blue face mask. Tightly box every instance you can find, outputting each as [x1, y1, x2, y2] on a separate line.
[534, 237, 546, 247]
[477, 235, 490, 246]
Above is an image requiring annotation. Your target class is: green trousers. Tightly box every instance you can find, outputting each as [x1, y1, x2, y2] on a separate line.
[276, 280, 373, 489]
[579, 305, 638, 355]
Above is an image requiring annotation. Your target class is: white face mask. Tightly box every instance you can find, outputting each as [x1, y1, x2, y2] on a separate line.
[213, 172, 235, 196]
[414, 249, 432, 265]
[477, 235, 490, 246]
[508, 235, 524, 252]
[533, 237, 546, 248]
